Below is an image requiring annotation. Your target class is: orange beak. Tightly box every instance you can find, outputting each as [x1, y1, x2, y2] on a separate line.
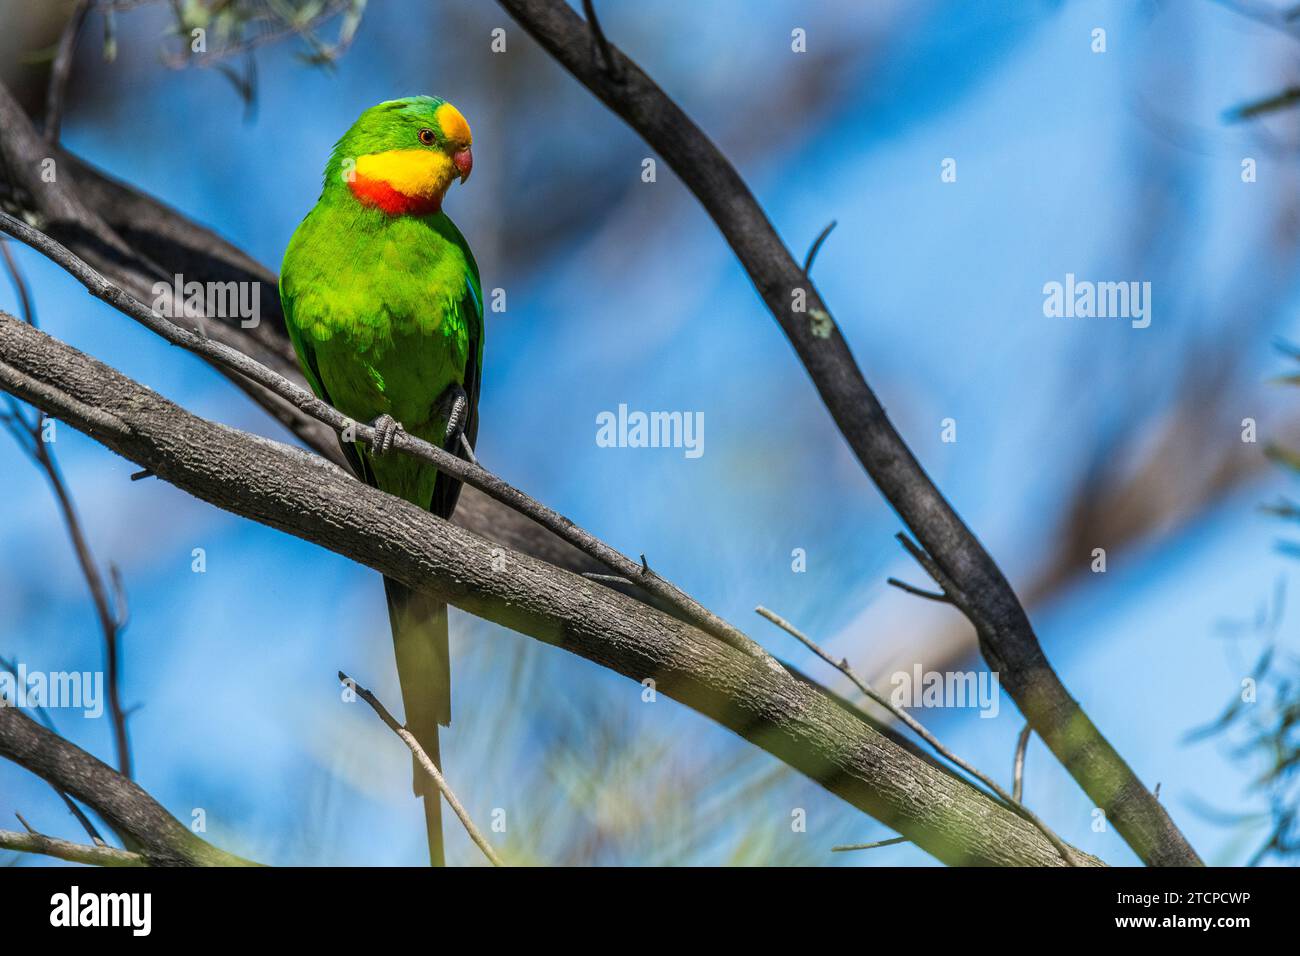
[452, 147, 473, 184]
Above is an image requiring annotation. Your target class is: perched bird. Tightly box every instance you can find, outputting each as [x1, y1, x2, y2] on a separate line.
[279, 96, 482, 866]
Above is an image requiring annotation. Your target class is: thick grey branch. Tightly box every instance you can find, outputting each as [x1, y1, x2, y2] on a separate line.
[0, 311, 1100, 867]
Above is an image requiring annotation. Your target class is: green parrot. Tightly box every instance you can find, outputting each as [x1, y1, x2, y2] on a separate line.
[279, 96, 482, 866]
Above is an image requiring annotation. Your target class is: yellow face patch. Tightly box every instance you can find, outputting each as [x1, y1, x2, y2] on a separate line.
[355, 149, 454, 198]
[435, 102, 472, 147]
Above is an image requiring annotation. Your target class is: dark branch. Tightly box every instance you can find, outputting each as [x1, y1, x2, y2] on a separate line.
[803, 220, 837, 274]
[44, 0, 94, 145]
[580, 1, 623, 82]
[0, 702, 256, 866]
[886, 576, 951, 604]
[494, 0, 1201, 867]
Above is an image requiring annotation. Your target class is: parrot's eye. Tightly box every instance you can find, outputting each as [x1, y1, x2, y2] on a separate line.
[418, 128, 437, 146]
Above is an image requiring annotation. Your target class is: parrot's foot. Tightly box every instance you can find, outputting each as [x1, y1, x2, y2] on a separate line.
[437, 384, 470, 447]
[369, 414, 404, 455]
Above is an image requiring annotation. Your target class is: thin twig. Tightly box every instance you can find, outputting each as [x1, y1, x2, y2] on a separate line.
[0, 827, 144, 866]
[44, 0, 94, 145]
[339, 672, 504, 867]
[581, 0, 623, 82]
[895, 532, 961, 599]
[32, 439, 132, 778]
[0, 209, 773, 667]
[754, 605, 1079, 866]
[886, 576, 951, 604]
[831, 836, 909, 853]
[1013, 722, 1032, 803]
[581, 572, 631, 585]
[0, 241, 34, 327]
[57, 791, 107, 846]
[803, 219, 837, 274]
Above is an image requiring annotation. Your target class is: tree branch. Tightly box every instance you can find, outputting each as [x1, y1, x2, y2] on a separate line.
[0, 310, 1101, 867]
[0, 827, 144, 867]
[755, 606, 1080, 866]
[0, 702, 256, 866]
[1014, 723, 1033, 804]
[495, 0, 1200, 866]
[44, 0, 94, 146]
[340, 671, 505, 867]
[831, 836, 909, 854]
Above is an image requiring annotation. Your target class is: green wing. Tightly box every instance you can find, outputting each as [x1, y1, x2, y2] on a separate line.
[280, 275, 370, 481]
[430, 252, 484, 520]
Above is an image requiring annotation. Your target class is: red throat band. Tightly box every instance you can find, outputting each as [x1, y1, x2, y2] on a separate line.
[348, 174, 441, 216]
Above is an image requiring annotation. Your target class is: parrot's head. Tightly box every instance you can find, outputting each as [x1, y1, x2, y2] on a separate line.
[327, 96, 473, 216]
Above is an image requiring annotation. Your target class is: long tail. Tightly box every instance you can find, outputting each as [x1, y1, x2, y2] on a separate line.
[383, 576, 451, 867]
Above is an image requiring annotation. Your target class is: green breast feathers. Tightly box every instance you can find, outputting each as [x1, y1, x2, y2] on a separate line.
[279, 202, 483, 506]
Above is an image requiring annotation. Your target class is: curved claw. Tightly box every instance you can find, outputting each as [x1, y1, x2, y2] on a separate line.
[433, 382, 472, 450]
[369, 414, 404, 456]
[443, 390, 468, 445]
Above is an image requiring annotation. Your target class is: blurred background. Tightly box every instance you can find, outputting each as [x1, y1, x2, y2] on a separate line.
[2, 0, 1299, 866]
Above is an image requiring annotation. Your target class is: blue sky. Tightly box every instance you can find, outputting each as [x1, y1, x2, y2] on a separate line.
[2, 0, 1298, 865]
